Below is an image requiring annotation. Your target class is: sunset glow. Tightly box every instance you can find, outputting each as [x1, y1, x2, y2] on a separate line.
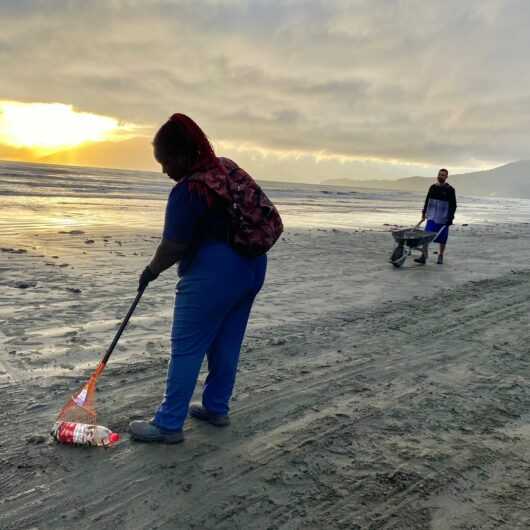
[0, 101, 127, 152]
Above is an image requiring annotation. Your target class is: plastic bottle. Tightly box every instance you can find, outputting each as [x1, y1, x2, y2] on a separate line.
[51, 421, 120, 447]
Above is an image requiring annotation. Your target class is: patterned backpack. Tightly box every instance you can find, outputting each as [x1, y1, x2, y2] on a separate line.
[188, 157, 283, 257]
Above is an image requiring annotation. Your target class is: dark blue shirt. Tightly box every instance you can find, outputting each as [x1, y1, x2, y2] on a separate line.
[162, 178, 230, 274]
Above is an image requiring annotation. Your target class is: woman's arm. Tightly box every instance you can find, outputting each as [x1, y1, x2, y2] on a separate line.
[148, 238, 189, 275]
[138, 180, 206, 290]
[138, 238, 189, 291]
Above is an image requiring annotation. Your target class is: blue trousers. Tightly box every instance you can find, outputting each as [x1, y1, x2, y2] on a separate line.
[425, 220, 449, 244]
[153, 242, 267, 432]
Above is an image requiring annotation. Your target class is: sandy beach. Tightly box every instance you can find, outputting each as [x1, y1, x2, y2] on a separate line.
[1, 163, 530, 530]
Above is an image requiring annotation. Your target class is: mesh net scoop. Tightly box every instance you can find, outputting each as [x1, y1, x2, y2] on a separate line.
[56, 362, 106, 424]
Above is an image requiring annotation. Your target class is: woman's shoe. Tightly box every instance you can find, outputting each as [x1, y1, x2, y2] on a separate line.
[189, 404, 230, 427]
[129, 420, 184, 443]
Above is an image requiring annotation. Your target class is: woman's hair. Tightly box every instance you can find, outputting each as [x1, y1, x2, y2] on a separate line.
[153, 113, 221, 173]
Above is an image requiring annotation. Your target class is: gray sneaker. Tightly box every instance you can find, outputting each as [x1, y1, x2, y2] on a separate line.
[189, 404, 230, 427]
[129, 420, 184, 444]
[437, 255, 444, 265]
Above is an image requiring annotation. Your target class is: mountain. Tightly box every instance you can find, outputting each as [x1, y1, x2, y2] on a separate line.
[451, 161, 530, 198]
[324, 161, 530, 199]
[324, 176, 430, 192]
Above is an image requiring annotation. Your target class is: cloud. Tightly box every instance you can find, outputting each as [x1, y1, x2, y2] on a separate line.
[1, 0, 530, 180]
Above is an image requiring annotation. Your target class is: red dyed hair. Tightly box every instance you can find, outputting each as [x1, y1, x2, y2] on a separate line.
[154, 113, 224, 174]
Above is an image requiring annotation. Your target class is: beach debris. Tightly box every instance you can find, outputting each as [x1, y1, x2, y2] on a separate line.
[1, 247, 27, 254]
[84, 239, 95, 244]
[15, 281, 37, 289]
[66, 287, 82, 294]
[51, 421, 120, 447]
[59, 230, 85, 235]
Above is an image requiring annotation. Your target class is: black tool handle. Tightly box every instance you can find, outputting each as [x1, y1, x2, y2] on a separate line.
[102, 287, 145, 365]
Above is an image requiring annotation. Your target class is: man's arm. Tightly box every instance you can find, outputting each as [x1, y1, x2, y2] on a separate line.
[422, 185, 433, 219]
[448, 188, 457, 225]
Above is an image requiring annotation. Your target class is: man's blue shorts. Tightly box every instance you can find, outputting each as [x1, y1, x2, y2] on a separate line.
[425, 220, 449, 244]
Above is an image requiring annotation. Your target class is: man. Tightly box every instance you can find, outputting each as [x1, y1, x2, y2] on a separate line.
[415, 168, 457, 265]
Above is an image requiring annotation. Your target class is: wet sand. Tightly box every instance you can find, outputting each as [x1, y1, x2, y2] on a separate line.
[1, 220, 530, 529]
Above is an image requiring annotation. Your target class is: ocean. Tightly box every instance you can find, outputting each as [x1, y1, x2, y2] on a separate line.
[1, 159, 529, 240]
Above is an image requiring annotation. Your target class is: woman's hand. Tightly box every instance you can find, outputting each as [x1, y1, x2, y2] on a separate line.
[138, 266, 159, 292]
[139, 238, 189, 291]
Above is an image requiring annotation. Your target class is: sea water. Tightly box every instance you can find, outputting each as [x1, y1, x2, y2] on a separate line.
[1, 159, 530, 241]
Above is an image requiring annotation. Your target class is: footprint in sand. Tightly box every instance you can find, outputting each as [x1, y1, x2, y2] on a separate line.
[145, 341, 157, 353]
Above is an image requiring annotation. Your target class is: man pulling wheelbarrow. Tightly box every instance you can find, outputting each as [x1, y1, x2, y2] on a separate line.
[415, 168, 457, 265]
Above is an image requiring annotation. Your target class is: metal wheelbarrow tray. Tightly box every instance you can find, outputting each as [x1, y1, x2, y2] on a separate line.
[389, 226, 445, 268]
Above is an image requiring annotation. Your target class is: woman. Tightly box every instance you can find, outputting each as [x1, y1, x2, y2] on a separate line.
[129, 114, 275, 443]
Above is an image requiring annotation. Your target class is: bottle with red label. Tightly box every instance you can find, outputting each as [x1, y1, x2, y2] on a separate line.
[51, 421, 120, 447]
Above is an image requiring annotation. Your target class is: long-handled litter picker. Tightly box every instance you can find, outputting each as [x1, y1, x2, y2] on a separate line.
[52, 287, 145, 445]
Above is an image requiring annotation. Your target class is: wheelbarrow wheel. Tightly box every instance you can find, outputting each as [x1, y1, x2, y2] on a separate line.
[390, 245, 407, 268]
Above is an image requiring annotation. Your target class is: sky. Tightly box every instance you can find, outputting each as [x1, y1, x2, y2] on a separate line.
[1, 0, 530, 183]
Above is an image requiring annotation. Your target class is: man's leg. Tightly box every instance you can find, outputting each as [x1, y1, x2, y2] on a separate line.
[415, 241, 429, 264]
[437, 225, 449, 263]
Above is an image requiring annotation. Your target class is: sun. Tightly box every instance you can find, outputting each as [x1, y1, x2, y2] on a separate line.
[0, 100, 131, 152]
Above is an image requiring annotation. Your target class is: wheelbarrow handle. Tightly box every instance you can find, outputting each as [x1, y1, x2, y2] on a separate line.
[414, 219, 425, 228]
[434, 224, 449, 238]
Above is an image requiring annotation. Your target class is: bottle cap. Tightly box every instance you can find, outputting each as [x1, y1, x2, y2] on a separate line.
[109, 432, 120, 444]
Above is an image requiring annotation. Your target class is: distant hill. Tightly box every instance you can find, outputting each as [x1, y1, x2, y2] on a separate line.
[324, 161, 530, 199]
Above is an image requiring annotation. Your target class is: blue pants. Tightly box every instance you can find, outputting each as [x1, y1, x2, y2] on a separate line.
[153, 242, 267, 432]
[425, 220, 449, 244]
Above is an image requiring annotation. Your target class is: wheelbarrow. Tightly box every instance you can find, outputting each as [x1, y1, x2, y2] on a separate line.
[389, 221, 447, 268]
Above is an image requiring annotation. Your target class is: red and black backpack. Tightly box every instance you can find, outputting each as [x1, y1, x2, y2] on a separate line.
[188, 157, 283, 257]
